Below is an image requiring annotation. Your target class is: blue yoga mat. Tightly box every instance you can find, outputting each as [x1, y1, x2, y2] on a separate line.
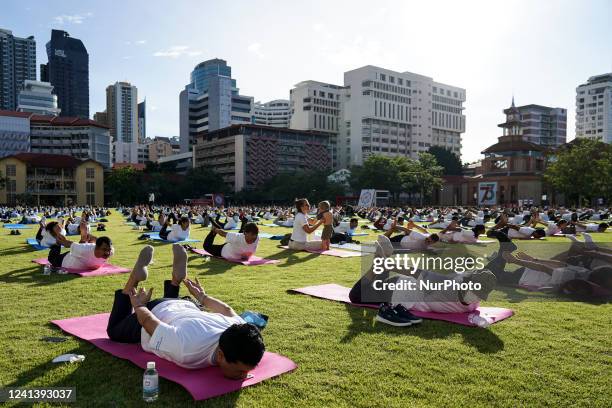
[26, 238, 49, 251]
[4, 224, 33, 229]
[147, 233, 200, 243]
[257, 232, 274, 239]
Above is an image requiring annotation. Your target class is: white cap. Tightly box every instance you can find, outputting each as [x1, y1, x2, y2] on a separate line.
[147, 361, 156, 369]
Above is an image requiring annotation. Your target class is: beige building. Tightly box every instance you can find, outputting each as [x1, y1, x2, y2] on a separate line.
[147, 137, 175, 162]
[0, 153, 104, 206]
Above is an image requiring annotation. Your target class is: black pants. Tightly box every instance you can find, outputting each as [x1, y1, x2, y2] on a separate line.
[203, 230, 226, 257]
[330, 232, 352, 244]
[484, 230, 521, 285]
[159, 224, 170, 240]
[106, 280, 180, 343]
[48, 245, 68, 267]
[389, 234, 404, 243]
[36, 226, 44, 242]
[348, 270, 395, 305]
[214, 214, 227, 229]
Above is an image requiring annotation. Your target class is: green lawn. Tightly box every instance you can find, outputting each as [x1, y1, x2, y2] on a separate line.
[0, 213, 611, 407]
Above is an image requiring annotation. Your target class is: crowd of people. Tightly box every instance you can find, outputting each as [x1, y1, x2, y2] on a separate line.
[2, 201, 610, 378]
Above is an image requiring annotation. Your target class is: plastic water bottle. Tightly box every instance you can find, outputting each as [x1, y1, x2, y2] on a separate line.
[143, 361, 159, 402]
[468, 313, 491, 328]
[43, 264, 51, 275]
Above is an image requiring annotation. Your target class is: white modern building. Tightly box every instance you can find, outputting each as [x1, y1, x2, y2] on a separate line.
[289, 81, 344, 134]
[179, 59, 254, 153]
[576, 73, 612, 144]
[17, 80, 61, 116]
[254, 99, 291, 127]
[106, 81, 140, 164]
[340, 65, 465, 168]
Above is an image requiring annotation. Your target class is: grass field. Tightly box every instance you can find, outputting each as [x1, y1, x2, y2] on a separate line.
[1, 213, 611, 407]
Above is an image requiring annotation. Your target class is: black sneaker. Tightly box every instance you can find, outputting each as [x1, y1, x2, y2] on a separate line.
[375, 303, 415, 327]
[393, 304, 423, 324]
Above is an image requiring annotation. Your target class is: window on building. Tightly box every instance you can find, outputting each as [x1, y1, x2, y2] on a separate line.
[86, 181, 95, 193]
[86, 167, 95, 179]
[380, 74, 386, 81]
[6, 165, 16, 177]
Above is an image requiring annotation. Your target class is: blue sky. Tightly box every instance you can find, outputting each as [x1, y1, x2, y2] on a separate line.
[2, 0, 611, 162]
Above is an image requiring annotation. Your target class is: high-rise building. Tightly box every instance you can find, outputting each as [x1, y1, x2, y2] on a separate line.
[340, 65, 465, 168]
[138, 101, 146, 142]
[179, 59, 253, 153]
[254, 99, 291, 127]
[508, 100, 566, 147]
[0, 29, 36, 111]
[93, 110, 107, 126]
[40, 29, 89, 118]
[576, 73, 612, 144]
[17, 80, 61, 116]
[106, 81, 139, 164]
[289, 81, 343, 134]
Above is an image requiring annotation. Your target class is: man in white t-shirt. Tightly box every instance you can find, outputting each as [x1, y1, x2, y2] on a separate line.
[383, 220, 439, 250]
[159, 216, 191, 242]
[488, 214, 546, 240]
[574, 222, 609, 233]
[106, 244, 265, 379]
[198, 220, 259, 260]
[47, 233, 114, 270]
[35, 219, 66, 248]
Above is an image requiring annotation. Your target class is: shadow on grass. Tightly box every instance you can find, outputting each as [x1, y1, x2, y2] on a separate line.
[271, 249, 319, 268]
[0, 265, 79, 286]
[340, 304, 505, 354]
[187, 254, 240, 275]
[0, 246, 39, 256]
[493, 284, 611, 305]
[6, 339, 242, 406]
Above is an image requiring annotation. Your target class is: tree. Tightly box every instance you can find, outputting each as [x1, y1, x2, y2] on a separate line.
[398, 152, 444, 206]
[545, 139, 612, 206]
[105, 167, 144, 205]
[349, 156, 408, 200]
[428, 146, 463, 175]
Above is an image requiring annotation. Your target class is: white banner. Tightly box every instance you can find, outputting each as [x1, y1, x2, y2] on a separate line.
[478, 182, 498, 205]
[357, 189, 376, 207]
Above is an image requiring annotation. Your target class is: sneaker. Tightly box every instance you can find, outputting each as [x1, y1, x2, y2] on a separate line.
[375, 303, 415, 327]
[393, 304, 423, 324]
[15, 230, 21, 235]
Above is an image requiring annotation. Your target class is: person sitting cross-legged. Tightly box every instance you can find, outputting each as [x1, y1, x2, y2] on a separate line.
[106, 244, 265, 379]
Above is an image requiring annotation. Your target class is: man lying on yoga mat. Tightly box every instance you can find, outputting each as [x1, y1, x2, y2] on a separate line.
[348, 235, 496, 327]
[159, 216, 191, 242]
[480, 230, 612, 298]
[438, 220, 486, 244]
[47, 233, 114, 271]
[382, 220, 440, 250]
[107, 244, 265, 380]
[35, 218, 66, 247]
[488, 214, 546, 240]
[192, 220, 259, 260]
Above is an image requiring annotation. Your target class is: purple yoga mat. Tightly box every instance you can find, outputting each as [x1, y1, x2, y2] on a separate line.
[279, 246, 365, 258]
[32, 258, 130, 277]
[51, 313, 297, 401]
[190, 249, 280, 265]
[290, 283, 514, 327]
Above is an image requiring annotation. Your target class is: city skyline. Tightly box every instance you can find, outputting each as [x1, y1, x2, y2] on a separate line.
[2, 0, 611, 162]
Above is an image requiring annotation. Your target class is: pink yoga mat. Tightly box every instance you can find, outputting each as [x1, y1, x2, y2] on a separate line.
[32, 258, 130, 277]
[291, 283, 514, 327]
[279, 246, 365, 258]
[190, 249, 280, 265]
[51, 313, 297, 401]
